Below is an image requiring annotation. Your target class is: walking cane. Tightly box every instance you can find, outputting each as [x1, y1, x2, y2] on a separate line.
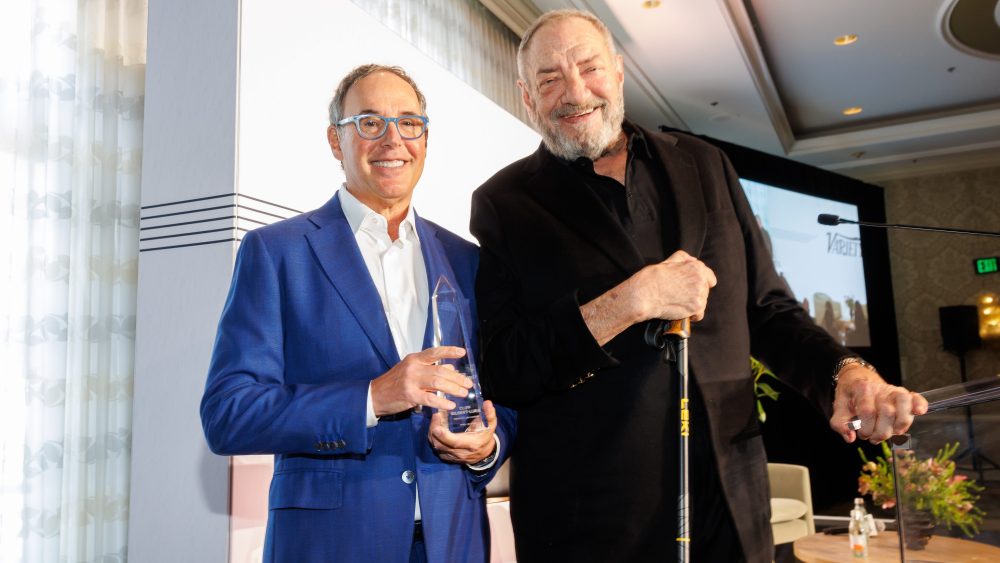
[645, 318, 692, 563]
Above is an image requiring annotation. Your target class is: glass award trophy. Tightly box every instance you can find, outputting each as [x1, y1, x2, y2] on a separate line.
[431, 275, 488, 433]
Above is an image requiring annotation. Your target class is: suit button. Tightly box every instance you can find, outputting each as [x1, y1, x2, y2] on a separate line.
[336, 439, 346, 449]
[401, 470, 415, 485]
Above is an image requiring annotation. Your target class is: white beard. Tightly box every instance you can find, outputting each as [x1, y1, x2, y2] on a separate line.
[532, 89, 626, 161]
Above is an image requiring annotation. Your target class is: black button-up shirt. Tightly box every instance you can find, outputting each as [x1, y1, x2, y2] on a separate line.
[560, 123, 677, 264]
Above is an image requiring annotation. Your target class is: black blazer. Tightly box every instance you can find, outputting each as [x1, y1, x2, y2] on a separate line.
[470, 126, 849, 562]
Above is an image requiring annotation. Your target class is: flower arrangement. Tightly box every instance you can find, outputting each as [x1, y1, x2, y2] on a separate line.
[858, 441, 985, 537]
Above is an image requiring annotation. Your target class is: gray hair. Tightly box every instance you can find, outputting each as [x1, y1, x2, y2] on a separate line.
[516, 9, 618, 87]
[328, 64, 427, 126]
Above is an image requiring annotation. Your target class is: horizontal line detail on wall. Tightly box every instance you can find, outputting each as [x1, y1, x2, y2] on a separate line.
[139, 238, 241, 253]
[140, 215, 237, 231]
[143, 204, 233, 220]
[139, 193, 300, 252]
[140, 226, 251, 242]
[141, 193, 233, 210]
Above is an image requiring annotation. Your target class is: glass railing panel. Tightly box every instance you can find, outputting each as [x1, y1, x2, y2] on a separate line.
[882, 377, 1000, 561]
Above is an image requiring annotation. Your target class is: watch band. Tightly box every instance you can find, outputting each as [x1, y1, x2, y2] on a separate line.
[832, 356, 877, 386]
[467, 434, 500, 471]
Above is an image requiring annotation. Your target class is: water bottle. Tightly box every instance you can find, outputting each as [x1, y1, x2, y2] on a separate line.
[848, 497, 869, 558]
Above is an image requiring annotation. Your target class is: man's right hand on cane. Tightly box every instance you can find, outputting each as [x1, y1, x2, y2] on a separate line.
[582, 250, 717, 346]
[626, 250, 717, 322]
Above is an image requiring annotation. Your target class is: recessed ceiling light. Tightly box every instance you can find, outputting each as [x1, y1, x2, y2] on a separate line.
[842, 106, 863, 116]
[834, 34, 859, 46]
[642, 0, 662, 8]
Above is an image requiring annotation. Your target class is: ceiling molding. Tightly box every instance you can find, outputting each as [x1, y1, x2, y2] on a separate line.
[827, 138, 1000, 170]
[938, 0, 1000, 61]
[842, 147, 1000, 184]
[789, 107, 1000, 156]
[478, 0, 541, 37]
[717, 0, 796, 153]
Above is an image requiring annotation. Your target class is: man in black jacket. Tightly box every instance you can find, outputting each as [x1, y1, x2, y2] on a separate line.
[470, 9, 926, 563]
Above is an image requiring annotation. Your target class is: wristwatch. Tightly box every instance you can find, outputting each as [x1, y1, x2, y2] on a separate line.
[467, 434, 500, 471]
[832, 356, 877, 386]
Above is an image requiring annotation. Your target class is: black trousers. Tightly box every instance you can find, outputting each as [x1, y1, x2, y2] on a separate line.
[690, 383, 746, 563]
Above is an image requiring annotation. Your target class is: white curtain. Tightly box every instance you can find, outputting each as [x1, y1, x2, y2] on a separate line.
[0, 1, 146, 562]
[351, 0, 528, 125]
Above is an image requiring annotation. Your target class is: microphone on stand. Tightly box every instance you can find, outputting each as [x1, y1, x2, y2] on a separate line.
[817, 214, 845, 226]
[817, 214, 1000, 237]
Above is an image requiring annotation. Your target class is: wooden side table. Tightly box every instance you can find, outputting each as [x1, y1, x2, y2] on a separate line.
[793, 530, 1000, 562]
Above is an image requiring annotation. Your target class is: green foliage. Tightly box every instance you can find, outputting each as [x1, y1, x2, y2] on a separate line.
[751, 356, 780, 423]
[858, 442, 986, 537]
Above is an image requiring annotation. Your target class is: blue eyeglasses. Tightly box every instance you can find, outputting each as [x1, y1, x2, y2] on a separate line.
[335, 114, 429, 140]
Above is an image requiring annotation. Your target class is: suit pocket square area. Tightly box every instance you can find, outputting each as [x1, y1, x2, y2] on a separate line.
[269, 469, 344, 510]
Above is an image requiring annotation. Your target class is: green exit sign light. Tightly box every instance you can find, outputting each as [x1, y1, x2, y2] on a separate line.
[976, 257, 998, 275]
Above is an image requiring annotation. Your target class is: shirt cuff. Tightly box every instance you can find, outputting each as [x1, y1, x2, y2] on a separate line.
[366, 382, 379, 428]
[466, 434, 501, 471]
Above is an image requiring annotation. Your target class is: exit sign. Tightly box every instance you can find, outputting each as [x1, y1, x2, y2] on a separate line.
[976, 257, 998, 275]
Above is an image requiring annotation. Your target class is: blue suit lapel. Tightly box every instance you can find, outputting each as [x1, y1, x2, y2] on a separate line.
[305, 193, 400, 369]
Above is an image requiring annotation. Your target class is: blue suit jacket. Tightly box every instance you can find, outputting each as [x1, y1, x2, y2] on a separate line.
[201, 192, 515, 563]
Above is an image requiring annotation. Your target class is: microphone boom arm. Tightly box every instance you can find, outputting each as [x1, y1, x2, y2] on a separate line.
[818, 214, 1000, 238]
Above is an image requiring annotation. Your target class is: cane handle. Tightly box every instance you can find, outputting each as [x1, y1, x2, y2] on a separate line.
[664, 318, 691, 339]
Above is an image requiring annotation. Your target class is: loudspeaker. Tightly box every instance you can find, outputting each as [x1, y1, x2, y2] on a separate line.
[939, 305, 981, 354]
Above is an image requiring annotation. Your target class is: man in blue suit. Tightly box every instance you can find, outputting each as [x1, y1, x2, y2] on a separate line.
[201, 64, 514, 563]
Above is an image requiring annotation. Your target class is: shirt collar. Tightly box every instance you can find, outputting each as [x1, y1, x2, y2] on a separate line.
[338, 186, 419, 242]
[624, 120, 652, 159]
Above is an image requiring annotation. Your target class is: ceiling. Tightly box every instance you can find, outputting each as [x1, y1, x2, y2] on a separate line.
[482, 0, 1000, 184]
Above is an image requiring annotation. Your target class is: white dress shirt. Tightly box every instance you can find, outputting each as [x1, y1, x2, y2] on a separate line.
[340, 188, 499, 522]
[340, 187, 429, 363]
[340, 187, 428, 520]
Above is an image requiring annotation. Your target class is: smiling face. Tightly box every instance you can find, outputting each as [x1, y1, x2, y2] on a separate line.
[518, 16, 625, 161]
[328, 71, 428, 215]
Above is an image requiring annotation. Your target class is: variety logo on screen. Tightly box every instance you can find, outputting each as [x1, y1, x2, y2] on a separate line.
[826, 232, 861, 257]
[740, 178, 871, 347]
